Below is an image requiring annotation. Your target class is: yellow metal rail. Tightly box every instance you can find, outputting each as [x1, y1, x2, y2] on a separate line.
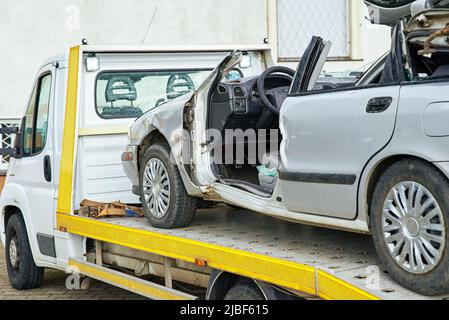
[58, 214, 380, 300]
[68, 258, 196, 300]
[57, 45, 80, 215]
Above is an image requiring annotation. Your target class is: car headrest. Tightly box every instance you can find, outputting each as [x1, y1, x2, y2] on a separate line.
[166, 74, 195, 100]
[105, 76, 137, 103]
[432, 64, 449, 78]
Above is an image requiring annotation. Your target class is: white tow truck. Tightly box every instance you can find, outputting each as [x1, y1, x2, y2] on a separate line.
[0, 44, 448, 301]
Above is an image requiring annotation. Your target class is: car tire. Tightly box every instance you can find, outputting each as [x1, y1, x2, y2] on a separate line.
[5, 214, 44, 290]
[371, 159, 449, 295]
[224, 280, 266, 300]
[139, 142, 197, 229]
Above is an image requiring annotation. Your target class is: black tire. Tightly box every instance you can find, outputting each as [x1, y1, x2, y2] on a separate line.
[371, 159, 449, 295]
[197, 200, 219, 209]
[224, 280, 266, 300]
[139, 142, 197, 229]
[5, 214, 44, 290]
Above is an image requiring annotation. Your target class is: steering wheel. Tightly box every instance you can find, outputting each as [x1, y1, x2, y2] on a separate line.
[257, 66, 296, 115]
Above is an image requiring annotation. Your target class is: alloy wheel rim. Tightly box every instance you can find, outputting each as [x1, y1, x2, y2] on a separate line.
[382, 181, 446, 274]
[143, 158, 170, 218]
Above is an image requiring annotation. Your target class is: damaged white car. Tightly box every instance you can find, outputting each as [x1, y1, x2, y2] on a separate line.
[123, 0, 449, 294]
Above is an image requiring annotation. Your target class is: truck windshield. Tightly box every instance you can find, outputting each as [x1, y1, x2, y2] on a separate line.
[95, 70, 211, 119]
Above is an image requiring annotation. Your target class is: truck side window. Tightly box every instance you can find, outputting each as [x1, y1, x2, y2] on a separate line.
[22, 73, 52, 157]
[95, 70, 211, 119]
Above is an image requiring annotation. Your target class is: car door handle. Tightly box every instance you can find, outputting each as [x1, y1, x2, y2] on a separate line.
[366, 97, 393, 114]
[43, 155, 52, 182]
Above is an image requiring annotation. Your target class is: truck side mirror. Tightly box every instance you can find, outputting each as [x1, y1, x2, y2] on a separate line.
[0, 116, 24, 159]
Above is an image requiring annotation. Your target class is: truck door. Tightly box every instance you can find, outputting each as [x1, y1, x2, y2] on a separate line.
[11, 64, 57, 262]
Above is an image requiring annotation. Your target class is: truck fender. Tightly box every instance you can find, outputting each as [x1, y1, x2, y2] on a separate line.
[0, 183, 40, 263]
[206, 269, 297, 300]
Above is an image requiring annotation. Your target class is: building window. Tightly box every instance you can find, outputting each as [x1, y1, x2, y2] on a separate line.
[277, 0, 350, 61]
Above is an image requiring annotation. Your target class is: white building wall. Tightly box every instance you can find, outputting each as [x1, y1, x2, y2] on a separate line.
[0, 0, 267, 119]
[0, 0, 391, 119]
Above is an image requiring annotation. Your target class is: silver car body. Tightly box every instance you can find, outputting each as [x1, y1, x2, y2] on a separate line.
[124, 7, 449, 234]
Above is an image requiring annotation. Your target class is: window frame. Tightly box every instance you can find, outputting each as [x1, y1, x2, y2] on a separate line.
[287, 20, 405, 97]
[276, 0, 352, 62]
[21, 71, 52, 158]
[94, 68, 213, 120]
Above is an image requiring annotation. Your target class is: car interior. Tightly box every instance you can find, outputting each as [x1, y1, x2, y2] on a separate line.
[206, 15, 449, 197]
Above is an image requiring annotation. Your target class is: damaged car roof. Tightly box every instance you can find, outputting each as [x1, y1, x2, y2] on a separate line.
[364, 0, 449, 25]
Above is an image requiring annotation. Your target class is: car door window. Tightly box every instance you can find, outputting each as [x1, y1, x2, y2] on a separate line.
[22, 73, 52, 157]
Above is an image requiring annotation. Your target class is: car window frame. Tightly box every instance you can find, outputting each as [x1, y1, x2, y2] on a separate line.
[21, 71, 52, 158]
[400, 36, 449, 86]
[94, 68, 213, 120]
[287, 20, 406, 98]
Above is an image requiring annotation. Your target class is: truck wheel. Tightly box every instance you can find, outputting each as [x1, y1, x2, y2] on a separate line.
[224, 280, 266, 300]
[371, 159, 449, 295]
[139, 142, 197, 229]
[5, 214, 44, 290]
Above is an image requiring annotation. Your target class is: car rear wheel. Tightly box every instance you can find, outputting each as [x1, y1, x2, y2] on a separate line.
[371, 159, 449, 295]
[5, 214, 44, 290]
[139, 142, 197, 229]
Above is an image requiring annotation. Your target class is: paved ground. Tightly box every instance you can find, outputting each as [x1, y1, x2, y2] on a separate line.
[0, 245, 144, 300]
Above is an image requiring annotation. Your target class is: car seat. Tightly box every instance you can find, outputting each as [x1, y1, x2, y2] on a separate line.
[166, 74, 195, 100]
[102, 76, 143, 117]
[432, 64, 449, 78]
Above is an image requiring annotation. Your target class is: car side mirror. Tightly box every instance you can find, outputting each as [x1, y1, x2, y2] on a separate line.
[0, 117, 25, 159]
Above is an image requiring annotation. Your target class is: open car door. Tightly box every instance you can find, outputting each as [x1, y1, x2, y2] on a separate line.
[290, 36, 331, 94]
[279, 31, 403, 220]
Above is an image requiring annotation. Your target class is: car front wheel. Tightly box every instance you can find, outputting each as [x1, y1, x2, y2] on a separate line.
[371, 159, 449, 295]
[139, 142, 198, 229]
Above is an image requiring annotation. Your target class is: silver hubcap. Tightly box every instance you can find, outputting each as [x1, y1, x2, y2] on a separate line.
[9, 238, 19, 268]
[143, 158, 170, 218]
[382, 181, 446, 274]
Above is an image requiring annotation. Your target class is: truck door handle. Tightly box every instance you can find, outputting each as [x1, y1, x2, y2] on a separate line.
[43, 155, 52, 182]
[366, 97, 393, 113]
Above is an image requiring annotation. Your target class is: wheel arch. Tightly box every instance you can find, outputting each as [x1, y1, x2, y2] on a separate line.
[363, 154, 448, 228]
[0, 185, 41, 263]
[206, 270, 297, 300]
[4, 205, 22, 230]
[138, 128, 203, 197]
[138, 130, 170, 171]
[1, 203, 39, 263]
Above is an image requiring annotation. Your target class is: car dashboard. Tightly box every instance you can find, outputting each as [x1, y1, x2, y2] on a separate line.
[208, 75, 291, 133]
